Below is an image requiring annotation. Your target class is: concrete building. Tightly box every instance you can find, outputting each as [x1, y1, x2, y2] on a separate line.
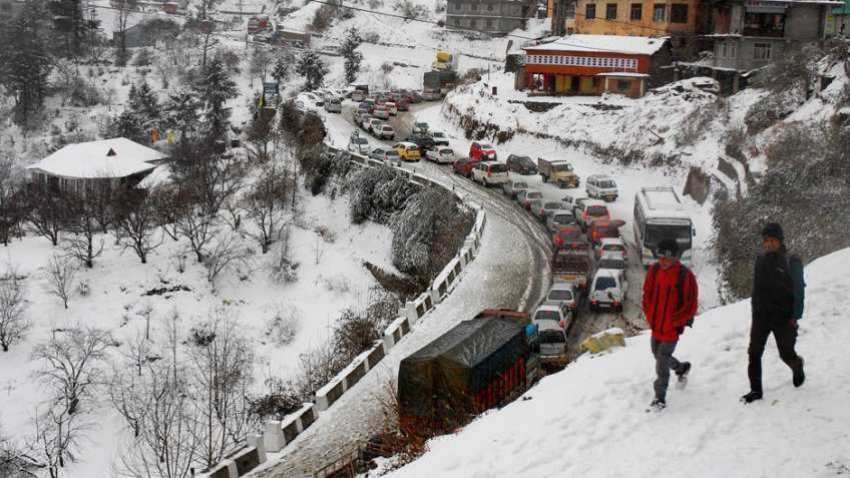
[825, 0, 850, 35]
[445, 0, 535, 35]
[518, 34, 672, 97]
[548, 0, 577, 35]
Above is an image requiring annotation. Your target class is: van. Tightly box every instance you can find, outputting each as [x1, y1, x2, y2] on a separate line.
[586, 174, 619, 202]
[471, 162, 509, 187]
[589, 268, 628, 312]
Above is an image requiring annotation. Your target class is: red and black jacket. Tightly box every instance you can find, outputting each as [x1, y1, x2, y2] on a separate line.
[642, 262, 698, 342]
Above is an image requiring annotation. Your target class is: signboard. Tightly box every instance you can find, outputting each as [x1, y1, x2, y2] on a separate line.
[263, 81, 279, 97]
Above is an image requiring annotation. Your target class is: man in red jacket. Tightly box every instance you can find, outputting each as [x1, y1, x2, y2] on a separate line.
[642, 239, 699, 411]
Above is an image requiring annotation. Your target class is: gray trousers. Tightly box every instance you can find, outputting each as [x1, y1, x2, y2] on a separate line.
[651, 338, 683, 401]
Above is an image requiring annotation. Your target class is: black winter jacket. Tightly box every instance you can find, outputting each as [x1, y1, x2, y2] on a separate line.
[752, 248, 801, 323]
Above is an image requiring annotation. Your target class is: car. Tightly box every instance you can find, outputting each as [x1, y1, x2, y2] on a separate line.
[394, 97, 410, 111]
[362, 98, 376, 113]
[546, 210, 577, 233]
[426, 147, 455, 164]
[505, 154, 537, 175]
[370, 147, 401, 162]
[595, 237, 628, 262]
[452, 158, 478, 177]
[539, 201, 570, 222]
[406, 133, 435, 152]
[367, 118, 384, 135]
[552, 247, 593, 290]
[545, 281, 579, 313]
[412, 122, 429, 135]
[520, 190, 543, 210]
[471, 161, 509, 187]
[323, 98, 342, 113]
[528, 199, 544, 219]
[378, 124, 396, 140]
[469, 142, 497, 161]
[533, 303, 572, 331]
[372, 105, 390, 119]
[575, 199, 610, 230]
[351, 90, 366, 102]
[586, 174, 619, 202]
[393, 141, 422, 161]
[353, 110, 368, 127]
[421, 90, 441, 101]
[587, 219, 625, 246]
[552, 224, 590, 250]
[538, 326, 568, 372]
[431, 131, 450, 147]
[596, 257, 627, 272]
[589, 267, 628, 312]
[562, 192, 588, 215]
[404, 90, 423, 103]
[502, 179, 529, 198]
[385, 101, 398, 116]
[347, 135, 370, 155]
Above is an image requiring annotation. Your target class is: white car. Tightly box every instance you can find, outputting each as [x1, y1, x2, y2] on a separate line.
[595, 237, 628, 262]
[426, 147, 455, 164]
[385, 101, 398, 115]
[431, 131, 450, 146]
[586, 174, 619, 202]
[378, 124, 396, 140]
[545, 282, 579, 314]
[471, 162, 509, 187]
[372, 106, 390, 119]
[589, 267, 628, 312]
[367, 118, 383, 135]
[347, 135, 370, 155]
[533, 303, 572, 331]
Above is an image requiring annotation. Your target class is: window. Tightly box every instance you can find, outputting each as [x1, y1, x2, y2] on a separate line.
[586, 3, 596, 19]
[606, 3, 617, 19]
[630, 3, 642, 20]
[617, 80, 631, 92]
[486, 19, 493, 27]
[470, 18, 477, 27]
[487, 3, 493, 10]
[471, 3, 478, 10]
[652, 3, 665, 21]
[753, 42, 772, 60]
[670, 4, 688, 23]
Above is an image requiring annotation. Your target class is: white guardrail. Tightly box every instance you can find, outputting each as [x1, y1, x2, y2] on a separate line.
[197, 147, 486, 478]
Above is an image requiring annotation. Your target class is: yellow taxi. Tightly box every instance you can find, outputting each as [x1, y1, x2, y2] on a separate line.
[393, 142, 422, 162]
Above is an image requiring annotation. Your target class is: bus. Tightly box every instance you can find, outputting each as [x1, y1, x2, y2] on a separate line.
[633, 186, 695, 267]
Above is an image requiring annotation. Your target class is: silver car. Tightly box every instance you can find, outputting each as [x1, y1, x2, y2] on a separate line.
[545, 282, 579, 314]
[503, 180, 529, 198]
[546, 209, 577, 233]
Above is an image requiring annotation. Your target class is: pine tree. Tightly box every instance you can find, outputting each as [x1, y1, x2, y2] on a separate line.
[128, 81, 160, 127]
[341, 27, 363, 84]
[270, 55, 290, 84]
[0, 3, 52, 128]
[164, 89, 201, 142]
[50, 0, 99, 60]
[295, 51, 329, 91]
[107, 111, 147, 144]
[194, 58, 237, 140]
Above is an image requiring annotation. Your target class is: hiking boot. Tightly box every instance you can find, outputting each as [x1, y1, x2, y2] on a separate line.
[676, 362, 691, 381]
[793, 357, 805, 388]
[740, 391, 763, 404]
[649, 398, 666, 411]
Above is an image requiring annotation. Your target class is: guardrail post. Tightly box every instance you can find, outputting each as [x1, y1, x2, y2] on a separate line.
[429, 286, 442, 305]
[226, 460, 238, 478]
[404, 301, 417, 322]
[263, 420, 284, 453]
[248, 433, 267, 464]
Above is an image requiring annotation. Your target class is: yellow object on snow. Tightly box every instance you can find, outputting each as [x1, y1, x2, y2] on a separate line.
[581, 328, 625, 354]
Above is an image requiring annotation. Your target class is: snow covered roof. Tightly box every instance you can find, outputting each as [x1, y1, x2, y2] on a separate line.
[27, 138, 165, 179]
[523, 35, 669, 56]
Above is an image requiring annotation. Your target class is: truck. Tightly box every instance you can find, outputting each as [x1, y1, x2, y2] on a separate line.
[552, 248, 593, 291]
[432, 50, 458, 71]
[423, 70, 457, 95]
[538, 157, 580, 188]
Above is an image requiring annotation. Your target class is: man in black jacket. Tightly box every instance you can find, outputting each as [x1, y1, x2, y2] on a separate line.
[741, 223, 806, 404]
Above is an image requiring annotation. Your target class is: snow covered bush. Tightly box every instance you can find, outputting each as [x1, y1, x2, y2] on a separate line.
[264, 302, 301, 346]
[333, 308, 381, 362]
[346, 166, 416, 224]
[393, 0, 429, 19]
[271, 227, 300, 284]
[744, 89, 805, 134]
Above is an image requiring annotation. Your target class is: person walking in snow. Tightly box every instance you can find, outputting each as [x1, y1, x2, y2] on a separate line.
[643, 238, 699, 411]
[741, 223, 806, 404]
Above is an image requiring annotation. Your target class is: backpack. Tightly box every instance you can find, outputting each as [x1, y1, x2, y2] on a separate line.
[648, 263, 692, 325]
[785, 253, 806, 318]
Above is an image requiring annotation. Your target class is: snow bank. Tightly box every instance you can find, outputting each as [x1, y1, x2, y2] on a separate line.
[389, 247, 850, 478]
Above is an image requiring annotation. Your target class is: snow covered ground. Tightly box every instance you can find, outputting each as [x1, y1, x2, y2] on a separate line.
[388, 247, 850, 478]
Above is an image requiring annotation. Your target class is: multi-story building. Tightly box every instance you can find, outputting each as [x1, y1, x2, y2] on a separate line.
[446, 0, 536, 35]
[548, 0, 577, 35]
[826, 0, 850, 35]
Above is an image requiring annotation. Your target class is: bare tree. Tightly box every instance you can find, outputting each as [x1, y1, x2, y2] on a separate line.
[32, 404, 90, 478]
[244, 164, 292, 254]
[203, 233, 251, 287]
[248, 46, 273, 88]
[187, 311, 254, 469]
[62, 191, 105, 269]
[0, 261, 29, 352]
[0, 425, 30, 477]
[0, 155, 27, 247]
[114, 0, 139, 66]
[26, 186, 66, 247]
[31, 326, 111, 415]
[114, 189, 163, 264]
[44, 254, 76, 309]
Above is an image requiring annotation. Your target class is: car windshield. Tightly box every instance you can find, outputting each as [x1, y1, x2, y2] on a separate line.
[481, 144, 494, 149]
[646, 224, 693, 244]
[383, 126, 393, 131]
[548, 289, 574, 301]
[514, 182, 528, 189]
[545, 202, 564, 209]
[535, 310, 560, 321]
[595, 225, 620, 237]
[539, 330, 566, 344]
[604, 244, 626, 252]
[588, 206, 608, 216]
[433, 132, 445, 138]
[553, 163, 573, 172]
[527, 192, 542, 199]
[355, 138, 368, 145]
[554, 214, 575, 224]
[490, 164, 508, 173]
[440, 148, 453, 154]
[595, 276, 617, 291]
[599, 259, 626, 270]
[598, 180, 616, 188]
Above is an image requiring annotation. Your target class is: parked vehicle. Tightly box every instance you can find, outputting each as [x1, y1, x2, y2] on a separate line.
[469, 142, 497, 161]
[426, 147, 455, 164]
[586, 174, 619, 202]
[452, 158, 478, 177]
[533, 303, 572, 331]
[538, 158, 579, 188]
[394, 97, 410, 111]
[406, 90, 423, 103]
[587, 219, 625, 246]
[552, 248, 593, 291]
[539, 201, 569, 222]
[562, 192, 587, 216]
[421, 89, 442, 101]
[406, 133, 436, 152]
[385, 101, 398, 116]
[589, 267, 628, 312]
[520, 190, 543, 210]
[529, 199, 544, 219]
[351, 90, 366, 102]
[373, 105, 390, 119]
[431, 131, 450, 147]
[367, 118, 384, 135]
[412, 122, 429, 135]
[473, 309, 540, 385]
[369, 147, 392, 161]
[472, 162, 509, 187]
[595, 237, 628, 262]
[323, 98, 342, 113]
[596, 257, 627, 272]
[394, 142, 422, 161]
[505, 154, 537, 175]
[552, 224, 589, 250]
[634, 186, 695, 267]
[545, 282, 579, 314]
[347, 134, 370, 155]
[576, 199, 610, 230]
[502, 180, 529, 198]
[546, 210, 576, 233]
[538, 326, 568, 372]
[378, 124, 396, 140]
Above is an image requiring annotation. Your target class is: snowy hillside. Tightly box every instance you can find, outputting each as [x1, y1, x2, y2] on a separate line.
[387, 247, 850, 478]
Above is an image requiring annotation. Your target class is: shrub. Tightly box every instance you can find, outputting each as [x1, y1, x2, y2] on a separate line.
[265, 302, 301, 346]
[132, 48, 153, 66]
[333, 308, 381, 362]
[346, 166, 416, 224]
[393, 0, 429, 18]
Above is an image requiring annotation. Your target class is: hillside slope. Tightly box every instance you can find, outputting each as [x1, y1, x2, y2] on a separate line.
[387, 248, 850, 478]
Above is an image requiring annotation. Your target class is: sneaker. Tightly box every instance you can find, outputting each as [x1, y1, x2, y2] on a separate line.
[649, 398, 666, 411]
[740, 391, 763, 404]
[676, 362, 691, 381]
[793, 357, 805, 388]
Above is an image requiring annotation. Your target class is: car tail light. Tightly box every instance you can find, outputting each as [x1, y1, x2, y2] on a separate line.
[613, 300, 621, 307]
[487, 170, 492, 177]
[590, 299, 598, 305]
[559, 320, 565, 328]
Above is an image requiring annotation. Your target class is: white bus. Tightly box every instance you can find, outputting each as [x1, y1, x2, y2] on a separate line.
[633, 187, 695, 267]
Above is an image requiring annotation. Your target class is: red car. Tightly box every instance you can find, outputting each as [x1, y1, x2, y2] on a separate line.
[452, 158, 479, 177]
[552, 225, 589, 249]
[586, 219, 625, 246]
[469, 142, 497, 161]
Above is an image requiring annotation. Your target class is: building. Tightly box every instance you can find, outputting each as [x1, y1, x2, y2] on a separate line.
[548, 0, 577, 35]
[825, 0, 850, 35]
[445, 0, 536, 35]
[518, 34, 672, 97]
[112, 17, 181, 49]
[26, 138, 166, 194]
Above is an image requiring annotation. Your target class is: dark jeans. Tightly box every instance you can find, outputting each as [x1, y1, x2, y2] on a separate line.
[748, 319, 803, 394]
[651, 338, 684, 401]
